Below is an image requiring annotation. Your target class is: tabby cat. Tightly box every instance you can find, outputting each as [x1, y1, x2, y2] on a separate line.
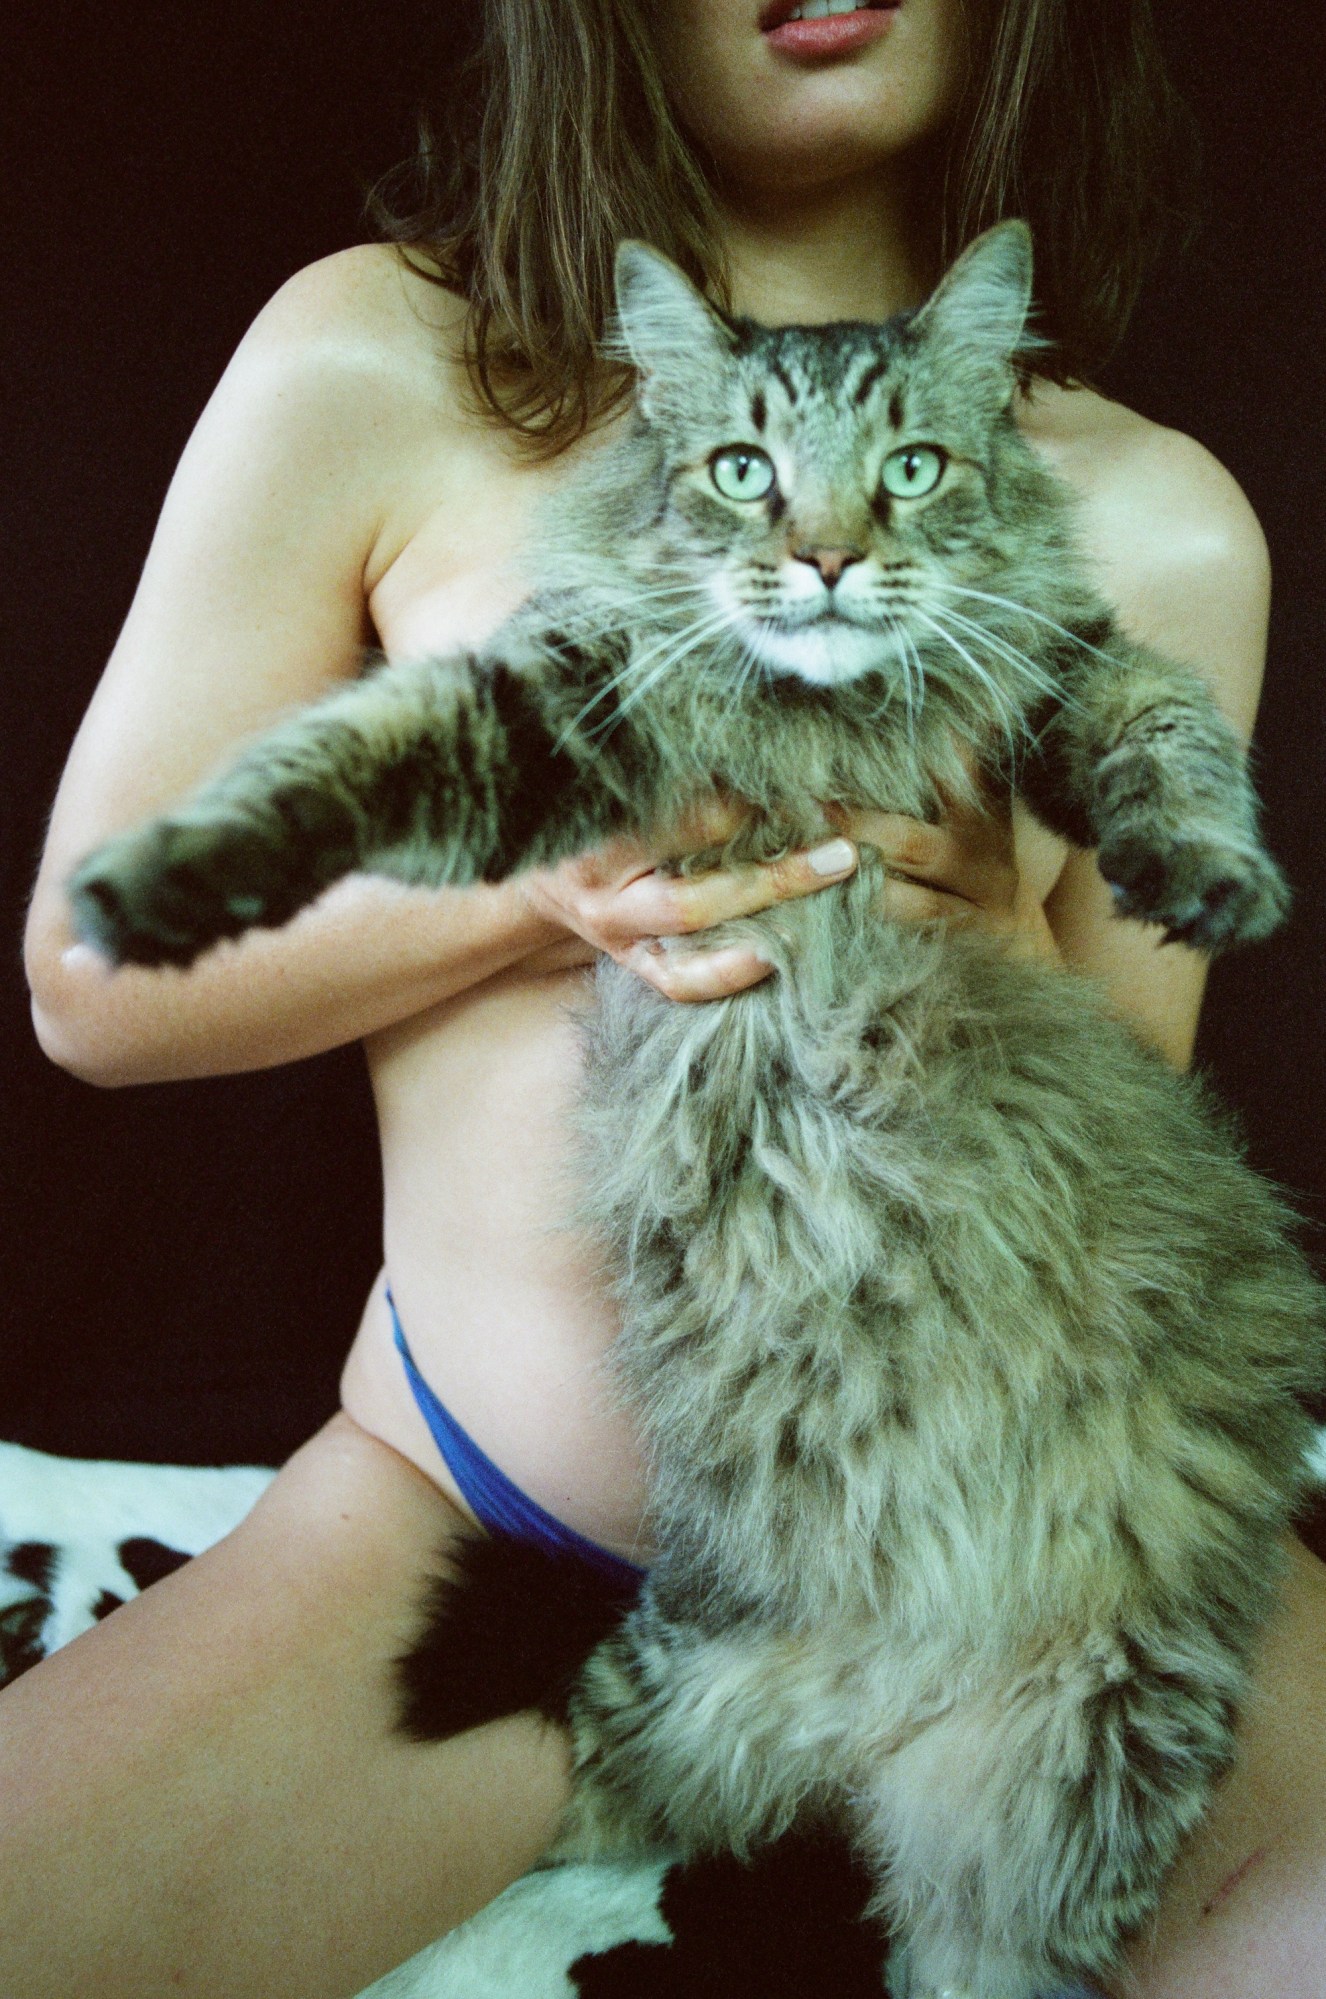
[70, 225, 1324, 1999]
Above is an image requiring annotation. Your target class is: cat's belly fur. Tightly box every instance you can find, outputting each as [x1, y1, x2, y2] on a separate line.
[557, 904, 1320, 1983]
[577, 859, 1320, 1644]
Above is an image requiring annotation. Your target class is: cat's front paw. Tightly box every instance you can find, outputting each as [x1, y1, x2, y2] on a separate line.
[1096, 826, 1289, 953]
[70, 815, 318, 968]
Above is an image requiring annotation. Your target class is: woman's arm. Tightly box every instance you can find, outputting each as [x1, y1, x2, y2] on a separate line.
[24, 253, 563, 1087]
[1041, 412, 1273, 1068]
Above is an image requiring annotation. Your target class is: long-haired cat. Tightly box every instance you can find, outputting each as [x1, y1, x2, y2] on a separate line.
[70, 225, 1324, 1999]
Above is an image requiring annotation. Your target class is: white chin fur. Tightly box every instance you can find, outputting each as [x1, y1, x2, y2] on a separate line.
[747, 619, 905, 687]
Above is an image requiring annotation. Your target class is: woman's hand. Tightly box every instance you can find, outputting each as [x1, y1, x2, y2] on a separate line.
[519, 786, 1062, 1001]
[832, 789, 1063, 966]
[518, 798, 860, 1001]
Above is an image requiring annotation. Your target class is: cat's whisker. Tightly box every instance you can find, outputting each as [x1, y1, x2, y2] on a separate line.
[896, 624, 925, 744]
[725, 630, 767, 732]
[931, 582, 1127, 672]
[582, 609, 741, 744]
[553, 605, 737, 748]
[555, 582, 709, 636]
[577, 592, 701, 622]
[554, 647, 660, 747]
[553, 645, 676, 750]
[860, 621, 914, 740]
[909, 609, 1024, 751]
[622, 606, 741, 685]
[933, 604, 1066, 707]
[714, 652, 752, 738]
[708, 620, 755, 733]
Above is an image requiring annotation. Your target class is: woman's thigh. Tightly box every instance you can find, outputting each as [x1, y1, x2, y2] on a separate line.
[0, 1413, 570, 1999]
[1123, 1534, 1326, 1998]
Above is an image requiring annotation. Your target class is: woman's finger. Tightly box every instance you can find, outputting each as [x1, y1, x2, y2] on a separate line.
[602, 838, 859, 942]
[876, 874, 982, 926]
[843, 806, 1016, 909]
[619, 939, 775, 1003]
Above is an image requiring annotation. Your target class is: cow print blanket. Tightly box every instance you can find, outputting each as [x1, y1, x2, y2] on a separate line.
[3, 1434, 1324, 1997]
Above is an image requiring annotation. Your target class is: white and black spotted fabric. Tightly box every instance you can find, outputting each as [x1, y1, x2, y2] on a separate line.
[3, 1434, 1324, 1997]
[0, 1442, 273, 1678]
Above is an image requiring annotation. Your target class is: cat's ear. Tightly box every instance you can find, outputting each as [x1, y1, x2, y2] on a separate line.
[913, 221, 1036, 374]
[612, 242, 736, 420]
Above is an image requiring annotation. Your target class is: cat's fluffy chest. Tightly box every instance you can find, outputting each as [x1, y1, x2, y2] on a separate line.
[625, 663, 993, 858]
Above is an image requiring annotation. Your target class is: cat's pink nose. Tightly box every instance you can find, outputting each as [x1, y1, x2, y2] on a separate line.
[793, 546, 863, 587]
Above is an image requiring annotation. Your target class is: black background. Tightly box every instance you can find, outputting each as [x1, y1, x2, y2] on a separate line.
[5, 4, 1324, 1470]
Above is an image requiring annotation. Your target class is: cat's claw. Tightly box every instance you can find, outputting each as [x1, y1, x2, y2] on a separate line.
[69, 816, 316, 969]
[1097, 827, 1289, 954]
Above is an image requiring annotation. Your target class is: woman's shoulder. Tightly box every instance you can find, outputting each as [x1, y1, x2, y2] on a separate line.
[187, 246, 512, 604]
[1021, 380, 1268, 587]
[257, 242, 465, 343]
[227, 243, 472, 430]
[1020, 380, 1271, 730]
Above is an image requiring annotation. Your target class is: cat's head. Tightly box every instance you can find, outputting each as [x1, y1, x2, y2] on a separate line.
[612, 223, 1050, 693]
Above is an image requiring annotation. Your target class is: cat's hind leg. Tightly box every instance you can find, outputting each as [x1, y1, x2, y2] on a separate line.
[860, 1621, 1244, 1999]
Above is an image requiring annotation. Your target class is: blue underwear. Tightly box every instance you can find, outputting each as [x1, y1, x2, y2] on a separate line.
[388, 1290, 646, 1591]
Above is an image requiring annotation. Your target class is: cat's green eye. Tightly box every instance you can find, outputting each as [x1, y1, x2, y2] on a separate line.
[710, 447, 776, 503]
[880, 445, 947, 501]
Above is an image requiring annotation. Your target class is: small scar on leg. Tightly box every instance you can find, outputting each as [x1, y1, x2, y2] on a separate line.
[1200, 1843, 1272, 1917]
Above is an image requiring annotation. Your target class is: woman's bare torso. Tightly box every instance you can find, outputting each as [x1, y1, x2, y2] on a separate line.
[337, 334, 657, 1554]
[341, 958, 655, 1554]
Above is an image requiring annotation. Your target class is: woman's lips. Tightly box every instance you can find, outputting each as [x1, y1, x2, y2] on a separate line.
[762, 4, 899, 60]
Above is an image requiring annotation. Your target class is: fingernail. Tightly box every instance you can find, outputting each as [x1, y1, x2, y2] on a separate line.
[808, 839, 856, 877]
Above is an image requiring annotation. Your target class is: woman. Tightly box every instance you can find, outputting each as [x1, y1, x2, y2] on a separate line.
[15, 2, 1326, 1994]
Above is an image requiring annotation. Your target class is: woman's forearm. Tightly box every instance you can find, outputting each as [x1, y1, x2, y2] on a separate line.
[26, 872, 561, 1088]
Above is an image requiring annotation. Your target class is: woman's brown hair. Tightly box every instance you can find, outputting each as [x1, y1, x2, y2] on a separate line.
[373, 0, 1197, 454]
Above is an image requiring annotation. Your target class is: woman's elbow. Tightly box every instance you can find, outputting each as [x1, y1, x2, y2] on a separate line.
[28, 976, 132, 1089]
[25, 914, 142, 1089]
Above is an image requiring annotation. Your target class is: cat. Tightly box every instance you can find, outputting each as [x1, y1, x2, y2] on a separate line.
[69, 224, 1324, 1999]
